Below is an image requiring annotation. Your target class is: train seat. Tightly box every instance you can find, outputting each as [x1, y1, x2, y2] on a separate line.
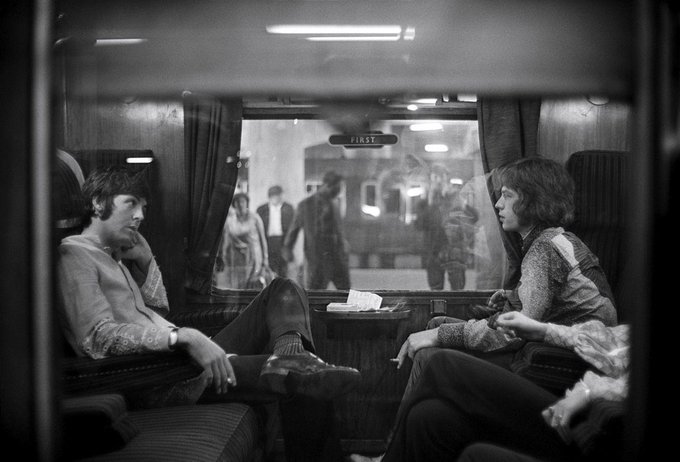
[566, 150, 631, 307]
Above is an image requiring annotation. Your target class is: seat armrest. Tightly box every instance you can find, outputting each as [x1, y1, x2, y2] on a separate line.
[61, 393, 140, 459]
[571, 399, 626, 460]
[510, 342, 592, 395]
[62, 351, 202, 396]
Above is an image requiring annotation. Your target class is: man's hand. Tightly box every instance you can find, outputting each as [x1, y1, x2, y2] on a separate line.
[119, 232, 153, 274]
[176, 328, 237, 394]
[395, 328, 440, 369]
[495, 311, 547, 341]
[281, 246, 294, 262]
[542, 387, 591, 443]
[487, 289, 507, 310]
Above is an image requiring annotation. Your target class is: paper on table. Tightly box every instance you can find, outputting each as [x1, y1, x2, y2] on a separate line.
[347, 289, 382, 310]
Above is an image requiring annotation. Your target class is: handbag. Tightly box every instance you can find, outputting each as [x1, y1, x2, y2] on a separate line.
[246, 265, 276, 290]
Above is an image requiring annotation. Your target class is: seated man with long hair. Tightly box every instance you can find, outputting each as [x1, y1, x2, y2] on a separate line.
[395, 157, 618, 401]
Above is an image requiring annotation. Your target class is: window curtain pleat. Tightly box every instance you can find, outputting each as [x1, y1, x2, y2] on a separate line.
[477, 98, 541, 289]
[184, 93, 242, 294]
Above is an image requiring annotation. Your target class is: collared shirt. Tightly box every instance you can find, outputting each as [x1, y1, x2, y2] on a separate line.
[268, 203, 283, 237]
[57, 234, 173, 358]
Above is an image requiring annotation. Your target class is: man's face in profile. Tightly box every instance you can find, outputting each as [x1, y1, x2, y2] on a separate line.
[98, 194, 147, 248]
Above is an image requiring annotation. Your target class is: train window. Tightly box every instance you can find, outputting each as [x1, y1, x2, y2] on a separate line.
[212, 114, 507, 291]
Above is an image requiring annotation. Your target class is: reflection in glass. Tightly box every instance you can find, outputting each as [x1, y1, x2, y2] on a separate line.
[212, 119, 506, 291]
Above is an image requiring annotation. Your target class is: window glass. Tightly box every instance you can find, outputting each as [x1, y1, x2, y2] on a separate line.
[212, 118, 507, 291]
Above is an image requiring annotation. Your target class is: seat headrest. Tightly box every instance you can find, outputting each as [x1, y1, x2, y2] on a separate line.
[54, 150, 85, 239]
[566, 150, 630, 229]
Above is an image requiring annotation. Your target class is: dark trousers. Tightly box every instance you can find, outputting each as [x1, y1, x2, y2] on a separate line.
[267, 235, 287, 278]
[307, 249, 350, 290]
[457, 443, 547, 462]
[396, 317, 516, 421]
[425, 254, 466, 290]
[382, 349, 580, 462]
[202, 277, 343, 462]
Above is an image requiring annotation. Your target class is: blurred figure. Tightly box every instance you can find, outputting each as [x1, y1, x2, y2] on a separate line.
[415, 174, 478, 290]
[256, 185, 295, 278]
[283, 171, 350, 290]
[215, 192, 269, 289]
[459, 173, 507, 289]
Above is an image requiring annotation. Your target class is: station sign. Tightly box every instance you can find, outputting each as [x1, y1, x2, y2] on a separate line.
[328, 133, 399, 148]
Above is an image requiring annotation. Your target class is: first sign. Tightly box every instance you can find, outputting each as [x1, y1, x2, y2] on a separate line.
[328, 133, 399, 148]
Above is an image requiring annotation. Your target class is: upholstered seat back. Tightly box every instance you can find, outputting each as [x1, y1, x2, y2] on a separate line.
[53, 150, 86, 357]
[565, 150, 630, 315]
[54, 149, 85, 245]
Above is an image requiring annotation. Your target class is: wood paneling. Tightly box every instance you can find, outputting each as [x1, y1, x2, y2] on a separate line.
[538, 98, 633, 163]
[60, 92, 188, 308]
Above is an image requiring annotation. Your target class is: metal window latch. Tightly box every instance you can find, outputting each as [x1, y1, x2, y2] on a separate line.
[430, 299, 447, 316]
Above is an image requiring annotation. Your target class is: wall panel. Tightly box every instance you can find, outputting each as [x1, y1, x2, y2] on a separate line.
[61, 96, 188, 309]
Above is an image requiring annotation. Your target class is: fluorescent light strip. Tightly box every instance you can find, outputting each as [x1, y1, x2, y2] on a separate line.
[95, 38, 147, 46]
[126, 157, 154, 164]
[266, 24, 402, 35]
[410, 123, 443, 132]
[425, 144, 449, 153]
[411, 98, 438, 104]
[457, 94, 478, 102]
[306, 35, 401, 42]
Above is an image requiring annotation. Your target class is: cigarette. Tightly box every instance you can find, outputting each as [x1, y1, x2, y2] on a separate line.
[389, 358, 399, 363]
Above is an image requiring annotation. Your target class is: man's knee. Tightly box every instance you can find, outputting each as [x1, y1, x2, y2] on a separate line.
[268, 277, 304, 302]
[426, 316, 465, 330]
[420, 349, 479, 385]
[406, 399, 453, 437]
[427, 316, 450, 329]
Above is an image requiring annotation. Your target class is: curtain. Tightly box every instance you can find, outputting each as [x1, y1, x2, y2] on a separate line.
[184, 93, 242, 294]
[477, 98, 541, 289]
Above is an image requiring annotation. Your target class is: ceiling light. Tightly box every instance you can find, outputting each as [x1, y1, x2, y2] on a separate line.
[126, 157, 154, 164]
[407, 104, 418, 111]
[266, 25, 402, 35]
[95, 38, 147, 46]
[411, 98, 438, 104]
[424, 144, 449, 153]
[457, 94, 478, 102]
[306, 35, 401, 42]
[409, 123, 443, 132]
[403, 26, 416, 41]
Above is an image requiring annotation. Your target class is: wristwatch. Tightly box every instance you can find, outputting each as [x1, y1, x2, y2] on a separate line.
[168, 327, 179, 350]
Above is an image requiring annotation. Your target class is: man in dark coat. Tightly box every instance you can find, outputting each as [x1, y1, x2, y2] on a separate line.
[283, 171, 350, 290]
[256, 185, 295, 277]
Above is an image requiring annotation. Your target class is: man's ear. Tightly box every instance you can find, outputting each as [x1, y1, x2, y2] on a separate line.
[92, 198, 104, 217]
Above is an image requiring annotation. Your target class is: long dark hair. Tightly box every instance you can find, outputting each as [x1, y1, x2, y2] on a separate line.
[498, 157, 575, 228]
